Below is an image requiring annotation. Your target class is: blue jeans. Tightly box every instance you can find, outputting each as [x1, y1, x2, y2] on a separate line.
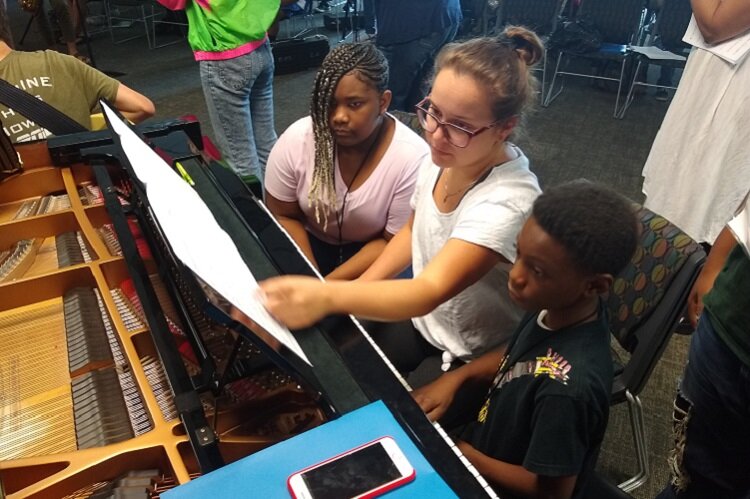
[199, 39, 277, 184]
[656, 314, 750, 499]
[378, 24, 459, 111]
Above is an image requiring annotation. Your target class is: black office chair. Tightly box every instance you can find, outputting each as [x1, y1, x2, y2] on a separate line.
[544, 0, 647, 117]
[606, 207, 705, 492]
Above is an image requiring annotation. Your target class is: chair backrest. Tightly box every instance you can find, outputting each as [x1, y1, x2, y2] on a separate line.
[501, 0, 564, 36]
[607, 207, 705, 398]
[655, 0, 693, 51]
[578, 0, 646, 44]
[390, 110, 423, 136]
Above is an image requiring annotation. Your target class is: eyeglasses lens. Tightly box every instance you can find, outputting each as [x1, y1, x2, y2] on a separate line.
[416, 105, 471, 148]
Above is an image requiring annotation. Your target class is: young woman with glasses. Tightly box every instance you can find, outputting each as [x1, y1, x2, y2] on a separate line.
[261, 26, 543, 390]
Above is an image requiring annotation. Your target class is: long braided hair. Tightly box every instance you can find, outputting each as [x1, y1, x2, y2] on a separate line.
[308, 42, 389, 229]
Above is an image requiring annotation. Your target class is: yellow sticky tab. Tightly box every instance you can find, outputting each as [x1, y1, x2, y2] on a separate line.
[175, 161, 195, 186]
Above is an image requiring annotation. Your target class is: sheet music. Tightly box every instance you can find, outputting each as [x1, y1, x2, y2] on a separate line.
[101, 103, 311, 366]
[628, 45, 686, 61]
[683, 15, 750, 65]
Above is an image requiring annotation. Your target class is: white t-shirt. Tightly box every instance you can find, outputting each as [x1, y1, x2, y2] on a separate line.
[265, 116, 429, 244]
[410, 146, 541, 361]
[642, 47, 750, 243]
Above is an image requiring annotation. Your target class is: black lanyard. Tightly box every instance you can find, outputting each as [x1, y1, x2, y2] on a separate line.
[334, 120, 384, 264]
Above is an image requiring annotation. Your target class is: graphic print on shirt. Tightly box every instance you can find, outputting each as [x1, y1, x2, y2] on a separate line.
[1, 77, 55, 143]
[477, 348, 573, 423]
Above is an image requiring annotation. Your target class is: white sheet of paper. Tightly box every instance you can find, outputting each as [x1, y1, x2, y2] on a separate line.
[102, 104, 311, 366]
[683, 15, 750, 65]
[628, 45, 686, 61]
[728, 195, 750, 257]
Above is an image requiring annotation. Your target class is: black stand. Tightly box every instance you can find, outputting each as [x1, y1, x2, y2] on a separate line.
[72, 0, 94, 67]
[341, 0, 360, 42]
[19, 10, 37, 46]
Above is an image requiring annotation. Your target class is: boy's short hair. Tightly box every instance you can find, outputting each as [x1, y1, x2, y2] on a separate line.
[532, 180, 639, 276]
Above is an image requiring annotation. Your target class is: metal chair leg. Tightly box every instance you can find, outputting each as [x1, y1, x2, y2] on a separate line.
[619, 390, 649, 493]
[539, 48, 548, 105]
[617, 59, 642, 119]
[543, 51, 564, 107]
[613, 56, 629, 118]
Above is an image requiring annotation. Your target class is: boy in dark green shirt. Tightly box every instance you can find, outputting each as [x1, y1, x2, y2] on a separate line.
[413, 181, 639, 499]
[657, 220, 750, 498]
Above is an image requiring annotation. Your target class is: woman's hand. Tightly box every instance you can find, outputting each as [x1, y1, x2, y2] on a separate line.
[259, 276, 332, 329]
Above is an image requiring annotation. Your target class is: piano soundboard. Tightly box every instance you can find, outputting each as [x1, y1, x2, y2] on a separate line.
[0, 123, 498, 498]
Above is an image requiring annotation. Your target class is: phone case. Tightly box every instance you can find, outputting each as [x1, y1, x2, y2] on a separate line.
[287, 436, 416, 499]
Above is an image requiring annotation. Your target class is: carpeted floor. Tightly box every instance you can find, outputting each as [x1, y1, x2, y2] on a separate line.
[7, 3, 691, 496]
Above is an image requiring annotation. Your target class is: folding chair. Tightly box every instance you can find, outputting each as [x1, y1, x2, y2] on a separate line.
[606, 207, 705, 492]
[498, 0, 565, 103]
[104, 0, 184, 49]
[617, 0, 693, 118]
[279, 0, 317, 40]
[543, 0, 647, 117]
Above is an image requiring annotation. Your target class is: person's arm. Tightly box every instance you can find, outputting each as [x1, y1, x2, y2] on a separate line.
[260, 237, 506, 329]
[265, 192, 320, 271]
[457, 441, 577, 499]
[687, 226, 738, 326]
[412, 349, 504, 421]
[325, 233, 389, 280]
[113, 83, 155, 124]
[358, 213, 414, 280]
[690, 0, 750, 44]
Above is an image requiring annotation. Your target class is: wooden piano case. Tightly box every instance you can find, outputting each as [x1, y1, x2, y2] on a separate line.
[0, 141, 324, 499]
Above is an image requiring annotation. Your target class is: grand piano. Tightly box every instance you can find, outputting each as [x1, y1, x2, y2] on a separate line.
[0, 115, 497, 498]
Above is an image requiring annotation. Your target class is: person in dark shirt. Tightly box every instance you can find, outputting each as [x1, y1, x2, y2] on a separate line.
[413, 180, 639, 499]
[656, 214, 750, 498]
[374, 0, 462, 111]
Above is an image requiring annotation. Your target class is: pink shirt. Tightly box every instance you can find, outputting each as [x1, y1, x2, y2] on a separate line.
[265, 116, 429, 244]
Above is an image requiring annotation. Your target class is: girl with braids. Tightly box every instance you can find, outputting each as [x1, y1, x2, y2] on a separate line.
[264, 43, 429, 279]
[261, 27, 542, 389]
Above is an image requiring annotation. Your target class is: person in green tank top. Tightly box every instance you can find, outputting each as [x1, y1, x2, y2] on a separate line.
[157, 0, 280, 187]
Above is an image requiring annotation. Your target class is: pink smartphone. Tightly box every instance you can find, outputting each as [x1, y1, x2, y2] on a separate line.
[287, 436, 416, 499]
